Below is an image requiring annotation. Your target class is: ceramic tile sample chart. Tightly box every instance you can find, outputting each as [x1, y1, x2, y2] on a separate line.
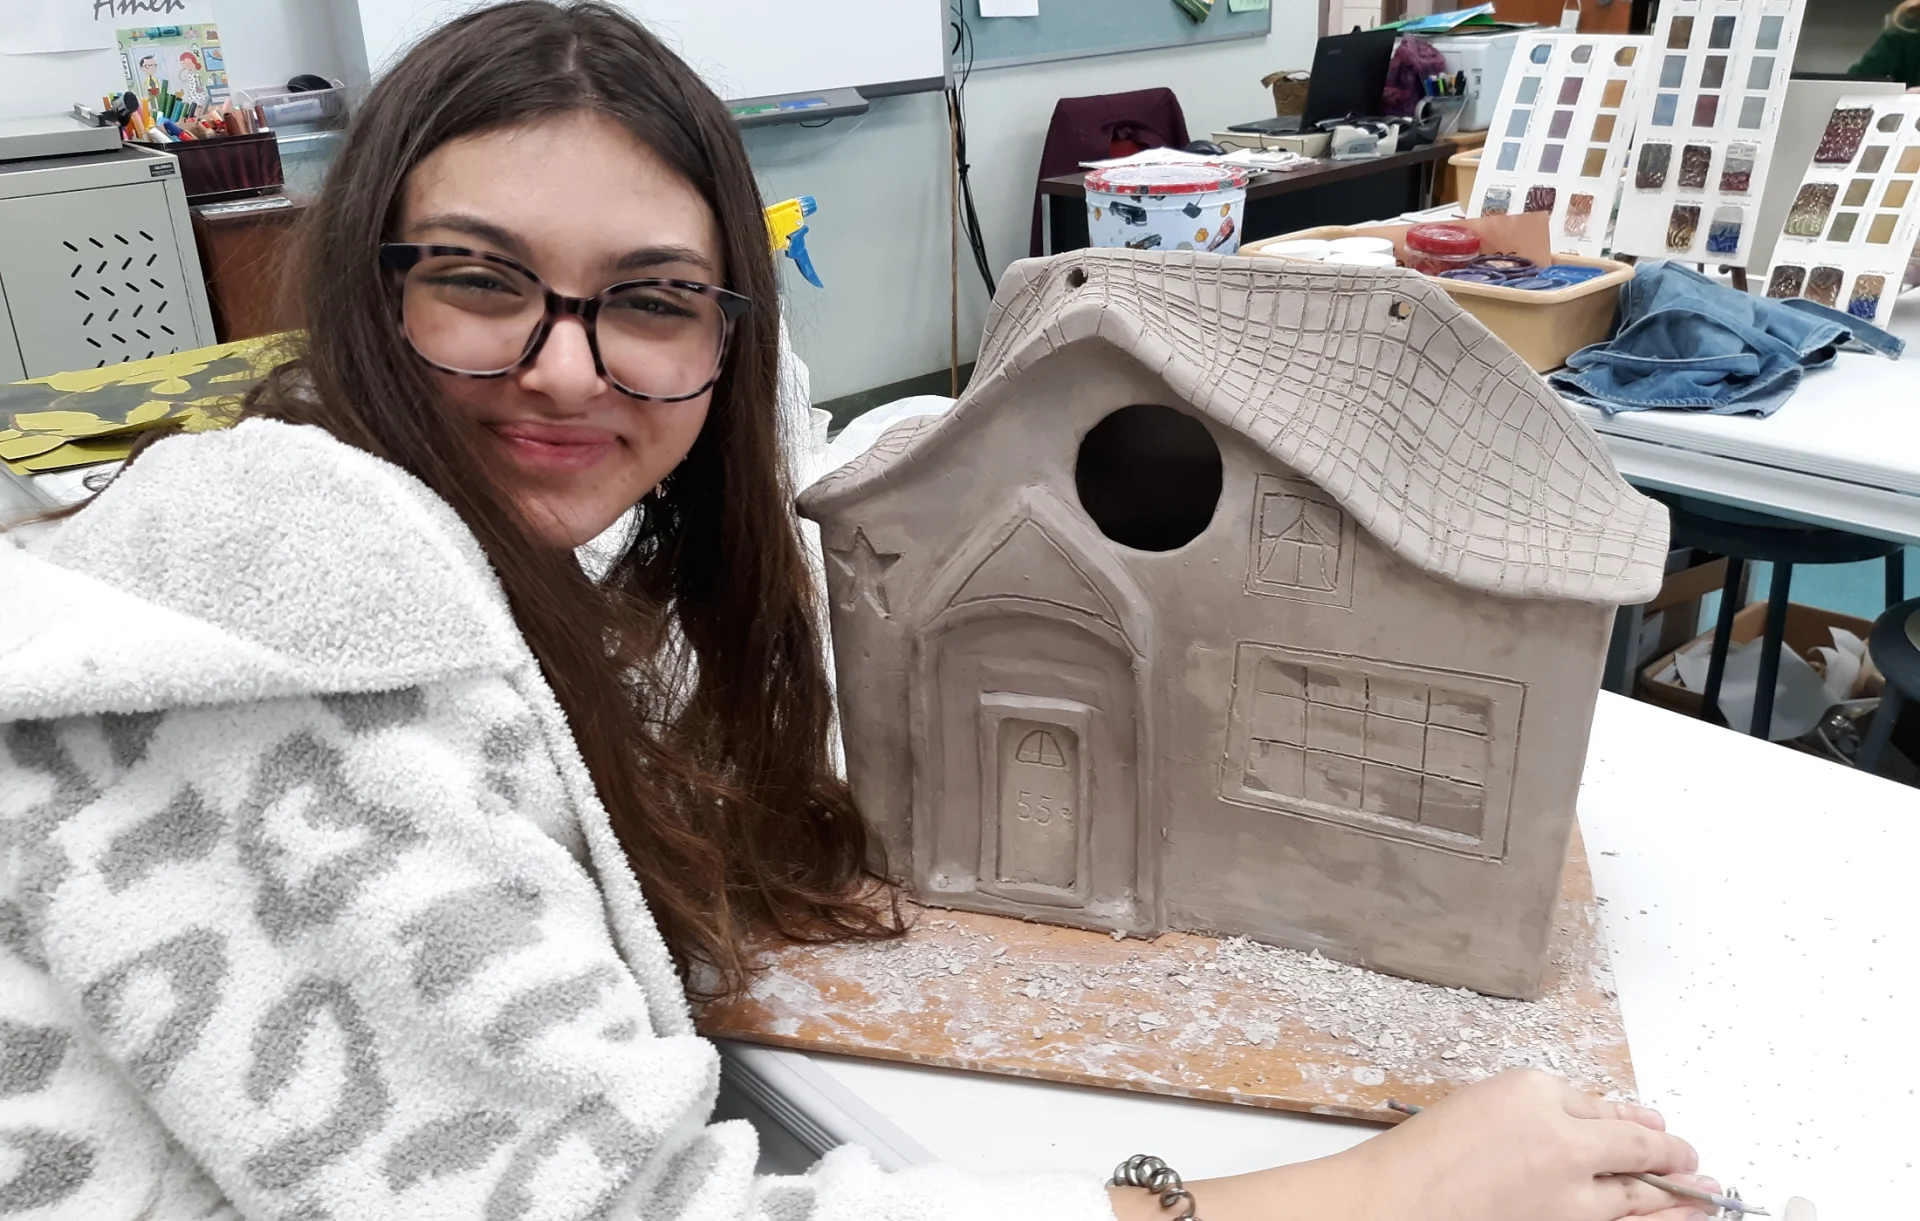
[1614, 0, 1808, 266]
[1467, 32, 1653, 259]
[1763, 94, 1920, 324]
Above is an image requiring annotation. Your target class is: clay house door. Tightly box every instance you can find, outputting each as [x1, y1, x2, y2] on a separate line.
[911, 500, 1152, 934]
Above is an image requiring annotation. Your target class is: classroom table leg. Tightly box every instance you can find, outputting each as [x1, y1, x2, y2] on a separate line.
[1701, 555, 1746, 727]
[1749, 562, 1794, 737]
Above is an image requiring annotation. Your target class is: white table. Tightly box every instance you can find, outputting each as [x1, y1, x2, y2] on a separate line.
[718, 693, 1920, 1216]
[1567, 296, 1920, 546]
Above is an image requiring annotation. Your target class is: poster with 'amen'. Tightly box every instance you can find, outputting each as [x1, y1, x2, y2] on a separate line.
[0, 0, 217, 55]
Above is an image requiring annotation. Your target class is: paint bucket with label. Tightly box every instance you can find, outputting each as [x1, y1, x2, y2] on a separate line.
[1085, 163, 1250, 255]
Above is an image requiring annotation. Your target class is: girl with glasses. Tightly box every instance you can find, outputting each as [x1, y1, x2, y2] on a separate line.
[0, 4, 1711, 1220]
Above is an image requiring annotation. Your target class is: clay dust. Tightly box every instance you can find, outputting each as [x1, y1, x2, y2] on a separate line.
[698, 852, 1635, 1121]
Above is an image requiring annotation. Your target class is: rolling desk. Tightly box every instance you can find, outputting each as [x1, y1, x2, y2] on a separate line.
[1038, 141, 1454, 255]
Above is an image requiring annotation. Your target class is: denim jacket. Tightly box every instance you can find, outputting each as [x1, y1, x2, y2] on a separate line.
[1548, 261, 1903, 416]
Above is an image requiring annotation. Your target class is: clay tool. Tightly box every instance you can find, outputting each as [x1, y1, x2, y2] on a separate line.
[1384, 1100, 1771, 1216]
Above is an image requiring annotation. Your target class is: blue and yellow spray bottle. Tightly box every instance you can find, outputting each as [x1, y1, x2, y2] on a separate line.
[765, 195, 823, 288]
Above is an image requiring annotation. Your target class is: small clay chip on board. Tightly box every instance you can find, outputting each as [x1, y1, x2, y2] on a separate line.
[698, 833, 1635, 1122]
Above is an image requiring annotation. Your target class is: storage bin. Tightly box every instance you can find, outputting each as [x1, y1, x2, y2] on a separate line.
[1637, 601, 1876, 720]
[165, 131, 284, 203]
[1449, 148, 1481, 206]
[234, 81, 348, 131]
[1243, 223, 1632, 372]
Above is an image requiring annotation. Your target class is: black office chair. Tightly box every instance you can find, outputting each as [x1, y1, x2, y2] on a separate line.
[1660, 496, 1906, 738]
[1857, 597, 1920, 777]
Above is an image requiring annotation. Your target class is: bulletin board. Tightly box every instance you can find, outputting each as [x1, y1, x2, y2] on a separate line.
[961, 0, 1273, 71]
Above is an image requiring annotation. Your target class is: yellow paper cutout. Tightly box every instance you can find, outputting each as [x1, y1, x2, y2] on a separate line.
[0, 434, 69, 461]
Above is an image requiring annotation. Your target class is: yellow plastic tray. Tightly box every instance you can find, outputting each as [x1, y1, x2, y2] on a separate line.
[1243, 224, 1632, 372]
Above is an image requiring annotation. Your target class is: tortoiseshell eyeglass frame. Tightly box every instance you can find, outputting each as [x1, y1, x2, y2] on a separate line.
[378, 242, 752, 403]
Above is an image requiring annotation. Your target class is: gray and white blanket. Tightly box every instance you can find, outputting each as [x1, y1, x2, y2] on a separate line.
[0, 419, 1112, 1221]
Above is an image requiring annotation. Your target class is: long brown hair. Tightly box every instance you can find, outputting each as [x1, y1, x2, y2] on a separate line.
[246, 0, 899, 996]
[1898, 0, 1920, 29]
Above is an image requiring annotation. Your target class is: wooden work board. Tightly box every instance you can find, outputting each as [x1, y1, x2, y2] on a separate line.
[698, 831, 1634, 1123]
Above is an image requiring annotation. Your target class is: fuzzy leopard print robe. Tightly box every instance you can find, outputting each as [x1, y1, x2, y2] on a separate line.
[0, 419, 1114, 1221]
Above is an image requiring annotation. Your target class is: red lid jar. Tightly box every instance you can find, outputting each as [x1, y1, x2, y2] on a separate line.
[1403, 222, 1482, 276]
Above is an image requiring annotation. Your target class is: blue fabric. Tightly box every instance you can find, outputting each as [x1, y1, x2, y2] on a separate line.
[1548, 261, 1903, 417]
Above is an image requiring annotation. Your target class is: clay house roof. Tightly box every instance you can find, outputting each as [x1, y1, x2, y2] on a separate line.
[800, 249, 1669, 606]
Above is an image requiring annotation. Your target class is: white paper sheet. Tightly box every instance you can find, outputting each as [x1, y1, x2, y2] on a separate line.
[980, 0, 1040, 16]
[1664, 623, 1864, 741]
[0, 0, 218, 55]
[1078, 148, 1220, 169]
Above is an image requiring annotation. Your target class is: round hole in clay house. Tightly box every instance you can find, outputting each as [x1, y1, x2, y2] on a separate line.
[1074, 403, 1222, 552]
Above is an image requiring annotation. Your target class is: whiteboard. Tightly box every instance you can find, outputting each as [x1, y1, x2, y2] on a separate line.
[349, 0, 947, 102]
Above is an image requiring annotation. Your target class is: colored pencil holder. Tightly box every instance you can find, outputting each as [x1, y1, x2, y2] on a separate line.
[169, 132, 284, 204]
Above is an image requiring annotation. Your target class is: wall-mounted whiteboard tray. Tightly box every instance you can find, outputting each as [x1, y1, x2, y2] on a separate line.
[1762, 94, 1920, 327]
[1467, 32, 1653, 259]
[1614, 0, 1809, 267]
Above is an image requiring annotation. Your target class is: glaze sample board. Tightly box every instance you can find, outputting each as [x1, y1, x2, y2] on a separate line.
[1764, 94, 1920, 325]
[697, 832, 1634, 1121]
[1614, 0, 1808, 266]
[1468, 32, 1653, 259]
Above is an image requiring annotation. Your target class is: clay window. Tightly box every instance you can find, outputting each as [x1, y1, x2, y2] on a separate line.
[1259, 491, 1341, 589]
[1223, 644, 1523, 858]
[1075, 404, 1222, 552]
[1239, 663, 1491, 837]
[1015, 729, 1068, 767]
[1246, 474, 1355, 607]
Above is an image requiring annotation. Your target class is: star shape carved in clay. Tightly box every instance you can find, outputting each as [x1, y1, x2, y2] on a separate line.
[828, 528, 902, 618]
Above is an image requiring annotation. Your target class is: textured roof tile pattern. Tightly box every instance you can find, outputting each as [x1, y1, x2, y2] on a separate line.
[801, 250, 1668, 605]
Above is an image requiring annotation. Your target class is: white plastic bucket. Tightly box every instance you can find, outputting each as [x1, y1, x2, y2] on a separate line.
[1085, 163, 1250, 255]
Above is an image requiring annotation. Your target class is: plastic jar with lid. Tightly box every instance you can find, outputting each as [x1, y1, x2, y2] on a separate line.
[1403, 223, 1482, 276]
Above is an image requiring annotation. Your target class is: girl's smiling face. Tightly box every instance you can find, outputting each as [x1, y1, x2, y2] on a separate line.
[395, 111, 727, 548]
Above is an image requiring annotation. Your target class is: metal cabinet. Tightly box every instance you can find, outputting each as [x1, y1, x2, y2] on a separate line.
[0, 145, 214, 378]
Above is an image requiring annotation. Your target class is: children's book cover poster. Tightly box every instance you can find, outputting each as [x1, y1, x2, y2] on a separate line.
[118, 25, 230, 108]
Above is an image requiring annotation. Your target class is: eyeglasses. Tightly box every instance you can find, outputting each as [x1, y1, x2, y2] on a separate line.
[379, 243, 751, 402]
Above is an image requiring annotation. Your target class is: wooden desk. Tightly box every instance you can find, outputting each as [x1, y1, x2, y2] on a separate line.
[1038, 141, 1456, 254]
[189, 194, 307, 342]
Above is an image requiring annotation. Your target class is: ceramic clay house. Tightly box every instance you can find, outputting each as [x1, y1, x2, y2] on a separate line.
[799, 250, 1668, 1000]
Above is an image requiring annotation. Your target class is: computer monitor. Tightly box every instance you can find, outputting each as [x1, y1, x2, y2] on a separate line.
[1302, 27, 1399, 127]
